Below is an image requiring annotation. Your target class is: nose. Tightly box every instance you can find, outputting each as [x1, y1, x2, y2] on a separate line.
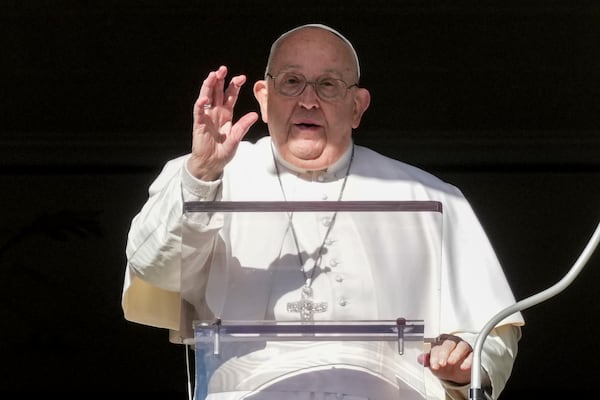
[297, 82, 320, 109]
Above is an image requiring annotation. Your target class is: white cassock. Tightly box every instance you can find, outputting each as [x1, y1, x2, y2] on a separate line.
[122, 136, 524, 400]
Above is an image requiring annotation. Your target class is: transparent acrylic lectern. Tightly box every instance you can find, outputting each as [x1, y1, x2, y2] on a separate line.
[180, 201, 443, 400]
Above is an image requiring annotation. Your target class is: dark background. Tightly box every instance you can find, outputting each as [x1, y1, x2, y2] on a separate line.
[1, 1, 599, 398]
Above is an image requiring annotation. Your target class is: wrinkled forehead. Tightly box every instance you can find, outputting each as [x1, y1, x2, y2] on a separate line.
[266, 24, 361, 80]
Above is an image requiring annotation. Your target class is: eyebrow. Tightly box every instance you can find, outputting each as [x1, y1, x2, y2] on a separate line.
[274, 66, 346, 79]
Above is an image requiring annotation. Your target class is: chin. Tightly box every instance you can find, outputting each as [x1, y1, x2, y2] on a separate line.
[290, 149, 325, 164]
[292, 155, 332, 171]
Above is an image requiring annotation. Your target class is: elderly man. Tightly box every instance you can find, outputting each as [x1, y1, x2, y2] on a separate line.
[122, 24, 523, 400]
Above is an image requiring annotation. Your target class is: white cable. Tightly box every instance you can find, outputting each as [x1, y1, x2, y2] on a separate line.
[470, 220, 600, 399]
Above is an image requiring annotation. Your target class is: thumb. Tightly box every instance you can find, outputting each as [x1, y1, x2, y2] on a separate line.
[417, 352, 430, 367]
[230, 112, 259, 142]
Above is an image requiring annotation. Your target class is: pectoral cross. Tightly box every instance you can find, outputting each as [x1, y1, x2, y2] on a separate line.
[286, 285, 328, 321]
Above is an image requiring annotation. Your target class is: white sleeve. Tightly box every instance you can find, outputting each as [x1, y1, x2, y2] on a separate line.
[125, 155, 222, 292]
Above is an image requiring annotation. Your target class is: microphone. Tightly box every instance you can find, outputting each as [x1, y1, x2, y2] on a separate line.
[469, 220, 600, 400]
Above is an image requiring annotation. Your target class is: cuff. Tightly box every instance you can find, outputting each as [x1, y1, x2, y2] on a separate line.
[181, 157, 222, 201]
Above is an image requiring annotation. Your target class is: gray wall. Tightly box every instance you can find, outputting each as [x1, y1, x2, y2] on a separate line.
[2, 1, 599, 397]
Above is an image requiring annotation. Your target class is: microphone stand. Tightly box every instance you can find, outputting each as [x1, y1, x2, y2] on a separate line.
[469, 221, 600, 400]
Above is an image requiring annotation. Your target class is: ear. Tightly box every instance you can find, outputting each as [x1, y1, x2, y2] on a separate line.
[253, 80, 269, 123]
[351, 88, 371, 129]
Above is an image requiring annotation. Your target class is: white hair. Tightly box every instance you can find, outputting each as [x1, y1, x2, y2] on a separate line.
[265, 23, 361, 81]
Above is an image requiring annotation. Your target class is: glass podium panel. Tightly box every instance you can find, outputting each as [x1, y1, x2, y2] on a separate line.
[180, 201, 443, 399]
[193, 319, 427, 400]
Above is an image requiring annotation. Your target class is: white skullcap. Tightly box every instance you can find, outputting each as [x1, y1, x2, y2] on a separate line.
[266, 23, 361, 80]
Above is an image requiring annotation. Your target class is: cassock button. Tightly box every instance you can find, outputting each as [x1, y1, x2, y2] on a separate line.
[321, 217, 332, 227]
[335, 275, 343, 282]
[317, 174, 325, 182]
[329, 258, 340, 267]
[338, 298, 347, 307]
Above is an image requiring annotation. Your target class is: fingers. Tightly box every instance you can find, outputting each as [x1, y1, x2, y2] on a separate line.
[224, 74, 246, 109]
[422, 337, 473, 385]
[430, 336, 473, 370]
[196, 66, 246, 109]
[197, 66, 225, 107]
[193, 96, 212, 125]
[187, 66, 254, 181]
[193, 66, 251, 136]
[212, 66, 227, 108]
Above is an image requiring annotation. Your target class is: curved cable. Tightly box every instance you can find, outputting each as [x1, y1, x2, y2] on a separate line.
[470, 220, 600, 400]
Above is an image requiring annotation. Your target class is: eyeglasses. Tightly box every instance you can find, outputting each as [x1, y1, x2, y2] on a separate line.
[266, 72, 358, 101]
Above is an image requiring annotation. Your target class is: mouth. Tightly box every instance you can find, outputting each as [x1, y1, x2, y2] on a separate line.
[293, 120, 322, 130]
[295, 122, 319, 129]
